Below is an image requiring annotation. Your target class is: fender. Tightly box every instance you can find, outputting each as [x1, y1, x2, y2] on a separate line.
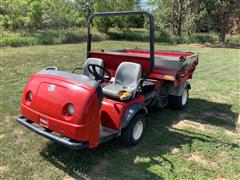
[121, 103, 148, 129]
[167, 81, 191, 96]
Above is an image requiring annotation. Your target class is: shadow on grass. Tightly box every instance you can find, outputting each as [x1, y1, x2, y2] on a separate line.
[40, 98, 239, 179]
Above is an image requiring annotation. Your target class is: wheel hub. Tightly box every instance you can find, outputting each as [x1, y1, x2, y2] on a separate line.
[133, 121, 143, 140]
[182, 89, 188, 105]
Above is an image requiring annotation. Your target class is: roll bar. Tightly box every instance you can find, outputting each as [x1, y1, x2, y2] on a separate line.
[87, 11, 155, 79]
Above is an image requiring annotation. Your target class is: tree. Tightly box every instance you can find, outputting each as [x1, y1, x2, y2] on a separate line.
[173, 0, 185, 36]
[28, 0, 44, 30]
[93, 0, 141, 33]
[41, 0, 84, 29]
[1, 0, 29, 31]
[147, 0, 173, 33]
[200, 0, 239, 42]
[147, 0, 186, 36]
[183, 0, 205, 35]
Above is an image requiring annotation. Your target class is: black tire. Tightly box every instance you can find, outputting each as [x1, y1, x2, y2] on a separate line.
[120, 113, 146, 146]
[168, 88, 189, 110]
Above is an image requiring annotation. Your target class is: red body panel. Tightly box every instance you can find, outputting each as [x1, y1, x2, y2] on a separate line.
[124, 49, 192, 57]
[100, 96, 145, 130]
[21, 74, 101, 148]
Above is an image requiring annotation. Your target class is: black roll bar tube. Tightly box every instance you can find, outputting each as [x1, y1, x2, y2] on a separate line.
[87, 11, 155, 79]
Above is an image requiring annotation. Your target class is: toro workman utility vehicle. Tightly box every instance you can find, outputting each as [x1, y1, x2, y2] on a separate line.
[17, 11, 198, 149]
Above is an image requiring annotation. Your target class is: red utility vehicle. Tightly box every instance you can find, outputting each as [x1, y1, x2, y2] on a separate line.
[17, 11, 198, 149]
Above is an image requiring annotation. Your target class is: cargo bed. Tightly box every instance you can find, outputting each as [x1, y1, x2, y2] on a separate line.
[123, 49, 198, 70]
[90, 48, 198, 85]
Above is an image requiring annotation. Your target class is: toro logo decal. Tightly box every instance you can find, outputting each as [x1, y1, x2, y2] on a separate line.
[48, 84, 56, 92]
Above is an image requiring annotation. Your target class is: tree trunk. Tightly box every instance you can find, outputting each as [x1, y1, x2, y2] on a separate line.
[218, 13, 228, 43]
[172, 2, 176, 35]
[177, 23, 182, 36]
[187, 28, 192, 36]
[176, 0, 184, 36]
[104, 26, 109, 34]
[219, 27, 227, 43]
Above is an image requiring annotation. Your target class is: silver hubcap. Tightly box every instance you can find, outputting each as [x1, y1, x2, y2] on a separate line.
[133, 121, 143, 140]
[182, 89, 188, 105]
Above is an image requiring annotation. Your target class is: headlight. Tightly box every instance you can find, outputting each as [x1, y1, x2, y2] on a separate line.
[67, 104, 74, 116]
[26, 91, 32, 102]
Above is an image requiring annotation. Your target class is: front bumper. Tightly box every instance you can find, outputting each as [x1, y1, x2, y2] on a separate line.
[16, 116, 88, 150]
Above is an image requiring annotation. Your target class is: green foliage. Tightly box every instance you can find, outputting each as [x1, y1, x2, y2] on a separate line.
[107, 30, 173, 44]
[174, 34, 217, 44]
[199, 0, 240, 42]
[61, 30, 107, 43]
[0, 36, 37, 47]
[147, 0, 173, 32]
[0, 0, 90, 31]
[28, 0, 44, 29]
[107, 30, 221, 44]
[93, 0, 142, 33]
[148, 0, 239, 42]
[1, 0, 239, 44]
[0, 29, 107, 47]
[0, 0, 143, 32]
[2, 29, 238, 48]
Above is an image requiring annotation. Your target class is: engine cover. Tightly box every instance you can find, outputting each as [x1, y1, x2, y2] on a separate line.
[20, 70, 103, 148]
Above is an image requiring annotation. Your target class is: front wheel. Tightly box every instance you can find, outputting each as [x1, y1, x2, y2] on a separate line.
[168, 88, 189, 110]
[120, 113, 146, 146]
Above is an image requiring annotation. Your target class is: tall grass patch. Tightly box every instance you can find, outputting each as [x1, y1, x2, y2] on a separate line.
[0, 29, 108, 47]
[108, 31, 219, 44]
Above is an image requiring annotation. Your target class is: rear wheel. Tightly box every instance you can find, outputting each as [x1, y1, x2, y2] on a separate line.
[168, 88, 189, 110]
[120, 113, 146, 146]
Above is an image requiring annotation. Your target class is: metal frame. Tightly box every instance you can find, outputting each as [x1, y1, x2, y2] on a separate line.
[16, 116, 88, 150]
[87, 11, 155, 79]
[17, 115, 120, 149]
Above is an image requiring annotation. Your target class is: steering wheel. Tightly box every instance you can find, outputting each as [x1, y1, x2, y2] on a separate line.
[87, 64, 111, 81]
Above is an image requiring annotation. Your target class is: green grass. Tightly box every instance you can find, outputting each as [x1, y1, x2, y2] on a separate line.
[0, 41, 240, 179]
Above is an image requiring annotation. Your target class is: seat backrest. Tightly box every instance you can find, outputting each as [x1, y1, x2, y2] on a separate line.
[83, 58, 104, 79]
[114, 62, 142, 88]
